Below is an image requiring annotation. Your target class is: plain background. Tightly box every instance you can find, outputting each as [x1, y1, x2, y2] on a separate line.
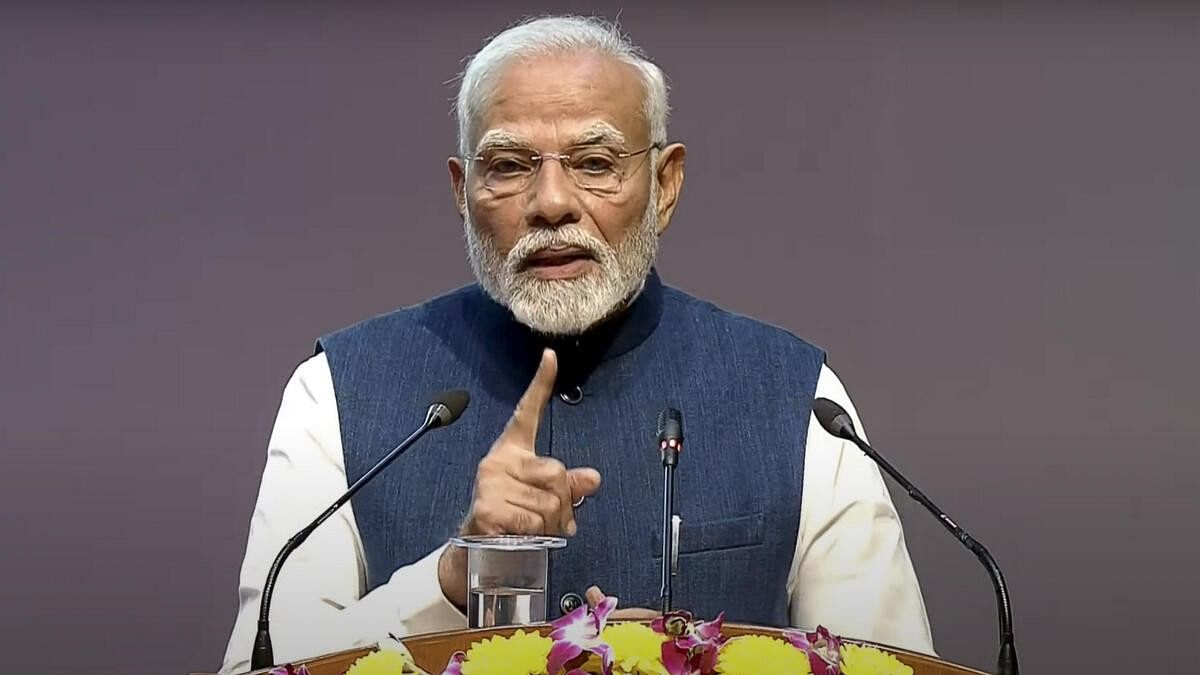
[2, 2, 1197, 673]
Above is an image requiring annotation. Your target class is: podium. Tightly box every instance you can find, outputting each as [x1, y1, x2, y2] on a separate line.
[243, 624, 987, 675]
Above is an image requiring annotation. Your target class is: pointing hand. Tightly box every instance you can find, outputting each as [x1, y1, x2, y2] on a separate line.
[439, 349, 603, 608]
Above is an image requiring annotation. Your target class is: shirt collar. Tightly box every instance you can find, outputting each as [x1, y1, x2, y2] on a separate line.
[475, 269, 665, 390]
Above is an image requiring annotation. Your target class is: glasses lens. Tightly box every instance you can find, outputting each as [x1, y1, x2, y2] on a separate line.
[567, 146, 622, 192]
[478, 149, 536, 194]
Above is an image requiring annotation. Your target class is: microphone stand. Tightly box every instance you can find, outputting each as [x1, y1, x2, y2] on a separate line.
[251, 408, 446, 670]
[659, 436, 680, 613]
[843, 433, 1018, 675]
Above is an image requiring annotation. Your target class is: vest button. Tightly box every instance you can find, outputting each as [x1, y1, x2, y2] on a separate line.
[559, 592, 584, 615]
[558, 385, 583, 405]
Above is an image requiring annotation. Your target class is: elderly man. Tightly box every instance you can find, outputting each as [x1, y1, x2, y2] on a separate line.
[220, 15, 933, 673]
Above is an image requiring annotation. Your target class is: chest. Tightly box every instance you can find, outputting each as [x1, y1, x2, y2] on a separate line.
[338, 330, 818, 623]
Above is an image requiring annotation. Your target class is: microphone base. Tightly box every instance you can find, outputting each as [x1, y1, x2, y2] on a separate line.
[997, 640, 1018, 675]
[251, 623, 274, 671]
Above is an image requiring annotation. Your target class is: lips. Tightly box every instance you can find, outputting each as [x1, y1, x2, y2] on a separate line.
[520, 246, 597, 280]
[524, 246, 594, 266]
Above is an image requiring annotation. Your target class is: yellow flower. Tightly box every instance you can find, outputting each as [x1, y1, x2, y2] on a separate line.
[840, 644, 914, 675]
[715, 635, 811, 675]
[345, 648, 420, 675]
[462, 629, 553, 675]
[601, 622, 669, 675]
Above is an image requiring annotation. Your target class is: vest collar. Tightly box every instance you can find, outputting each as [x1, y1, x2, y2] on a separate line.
[475, 269, 665, 391]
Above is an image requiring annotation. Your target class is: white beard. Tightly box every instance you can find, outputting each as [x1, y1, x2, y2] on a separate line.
[463, 186, 660, 336]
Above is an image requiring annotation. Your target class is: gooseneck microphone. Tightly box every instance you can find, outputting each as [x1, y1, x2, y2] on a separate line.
[812, 397, 1018, 675]
[250, 390, 471, 671]
[657, 407, 683, 613]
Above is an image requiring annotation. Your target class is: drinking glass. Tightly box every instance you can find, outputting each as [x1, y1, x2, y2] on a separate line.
[450, 534, 566, 628]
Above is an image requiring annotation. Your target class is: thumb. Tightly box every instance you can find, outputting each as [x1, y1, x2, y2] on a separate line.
[567, 467, 602, 500]
[585, 585, 607, 609]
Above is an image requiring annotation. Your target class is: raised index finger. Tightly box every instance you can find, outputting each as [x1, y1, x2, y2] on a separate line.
[500, 348, 558, 448]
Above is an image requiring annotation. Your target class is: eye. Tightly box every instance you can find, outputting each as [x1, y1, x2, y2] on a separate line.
[491, 160, 524, 174]
[572, 153, 618, 175]
[484, 152, 534, 176]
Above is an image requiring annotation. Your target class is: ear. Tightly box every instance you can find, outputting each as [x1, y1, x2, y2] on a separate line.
[448, 156, 468, 217]
[652, 142, 686, 236]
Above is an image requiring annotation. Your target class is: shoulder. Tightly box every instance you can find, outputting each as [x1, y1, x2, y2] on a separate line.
[660, 284, 826, 360]
[316, 284, 483, 352]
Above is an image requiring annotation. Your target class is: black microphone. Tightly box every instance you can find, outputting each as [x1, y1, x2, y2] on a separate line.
[657, 407, 683, 613]
[812, 397, 1018, 675]
[250, 389, 471, 670]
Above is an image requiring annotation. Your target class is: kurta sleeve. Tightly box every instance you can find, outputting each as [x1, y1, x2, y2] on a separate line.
[786, 364, 936, 655]
[219, 354, 465, 674]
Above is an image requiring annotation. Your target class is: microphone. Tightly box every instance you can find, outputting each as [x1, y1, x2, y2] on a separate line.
[250, 389, 471, 670]
[813, 397, 1018, 675]
[657, 407, 683, 613]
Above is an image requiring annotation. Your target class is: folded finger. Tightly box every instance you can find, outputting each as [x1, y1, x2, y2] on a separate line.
[520, 458, 576, 535]
[503, 484, 564, 525]
[501, 505, 547, 535]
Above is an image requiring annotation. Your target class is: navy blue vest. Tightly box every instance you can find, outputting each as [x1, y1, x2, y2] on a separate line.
[317, 271, 825, 626]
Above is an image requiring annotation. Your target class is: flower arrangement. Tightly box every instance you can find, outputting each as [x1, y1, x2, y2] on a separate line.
[320, 597, 914, 675]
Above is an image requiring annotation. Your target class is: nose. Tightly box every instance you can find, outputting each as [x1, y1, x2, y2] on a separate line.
[525, 156, 582, 229]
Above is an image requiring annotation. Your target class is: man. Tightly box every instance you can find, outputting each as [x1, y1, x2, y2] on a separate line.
[220, 15, 933, 673]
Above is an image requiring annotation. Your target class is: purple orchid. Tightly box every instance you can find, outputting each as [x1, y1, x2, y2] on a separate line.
[267, 665, 311, 675]
[660, 640, 693, 675]
[547, 596, 617, 675]
[438, 650, 465, 675]
[784, 626, 843, 675]
[677, 613, 727, 673]
[653, 610, 727, 675]
[650, 610, 693, 638]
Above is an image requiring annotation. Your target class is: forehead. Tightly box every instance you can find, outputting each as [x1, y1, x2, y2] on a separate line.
[474, 52, 648, 148]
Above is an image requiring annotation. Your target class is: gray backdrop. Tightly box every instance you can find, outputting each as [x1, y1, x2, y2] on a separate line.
[2, 3, 1197, 673]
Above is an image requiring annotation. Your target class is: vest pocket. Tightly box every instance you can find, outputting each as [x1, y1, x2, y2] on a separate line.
[651, 511, 765, 556]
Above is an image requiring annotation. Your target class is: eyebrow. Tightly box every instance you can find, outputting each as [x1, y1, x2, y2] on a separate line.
[474, 130, 533, 154]
[569, 123, 627, 147]
[473, 123, 629, 154]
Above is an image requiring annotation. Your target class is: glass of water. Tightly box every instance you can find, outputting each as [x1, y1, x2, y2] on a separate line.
[449, 534, 566, 628]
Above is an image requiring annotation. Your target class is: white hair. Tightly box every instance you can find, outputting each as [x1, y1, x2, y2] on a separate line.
[455, 15, 670, 155]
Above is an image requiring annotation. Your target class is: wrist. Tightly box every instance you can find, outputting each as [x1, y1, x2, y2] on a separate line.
[438, 543, 468, 610]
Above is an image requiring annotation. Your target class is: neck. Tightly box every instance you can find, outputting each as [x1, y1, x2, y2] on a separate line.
[471, 269, 665, 390]
[534, 278, 647, 341]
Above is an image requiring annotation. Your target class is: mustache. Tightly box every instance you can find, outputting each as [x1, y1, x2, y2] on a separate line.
[506, 227, 609, 270]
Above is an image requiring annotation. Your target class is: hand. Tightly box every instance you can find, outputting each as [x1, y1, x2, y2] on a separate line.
[439, 349, 603, 608]
[586, 586, 660, 620]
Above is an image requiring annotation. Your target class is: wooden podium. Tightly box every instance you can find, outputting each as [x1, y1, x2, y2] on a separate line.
[255, 624, 988, 675]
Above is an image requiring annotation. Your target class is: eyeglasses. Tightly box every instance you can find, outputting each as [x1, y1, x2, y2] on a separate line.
[466, 143, 663, 197]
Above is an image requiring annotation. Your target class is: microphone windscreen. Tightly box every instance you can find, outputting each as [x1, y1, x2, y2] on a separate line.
[431, 389, 471, 426]
[657, 407, 683, 443]
[813, 397, 856, 439]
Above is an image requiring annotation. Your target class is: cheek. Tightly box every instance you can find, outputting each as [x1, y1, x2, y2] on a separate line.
[587, 190, 650, 245]
[469, 196, 524, 253]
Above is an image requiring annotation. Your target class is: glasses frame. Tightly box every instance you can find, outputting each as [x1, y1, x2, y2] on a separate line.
[465, 142, 665, 196]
